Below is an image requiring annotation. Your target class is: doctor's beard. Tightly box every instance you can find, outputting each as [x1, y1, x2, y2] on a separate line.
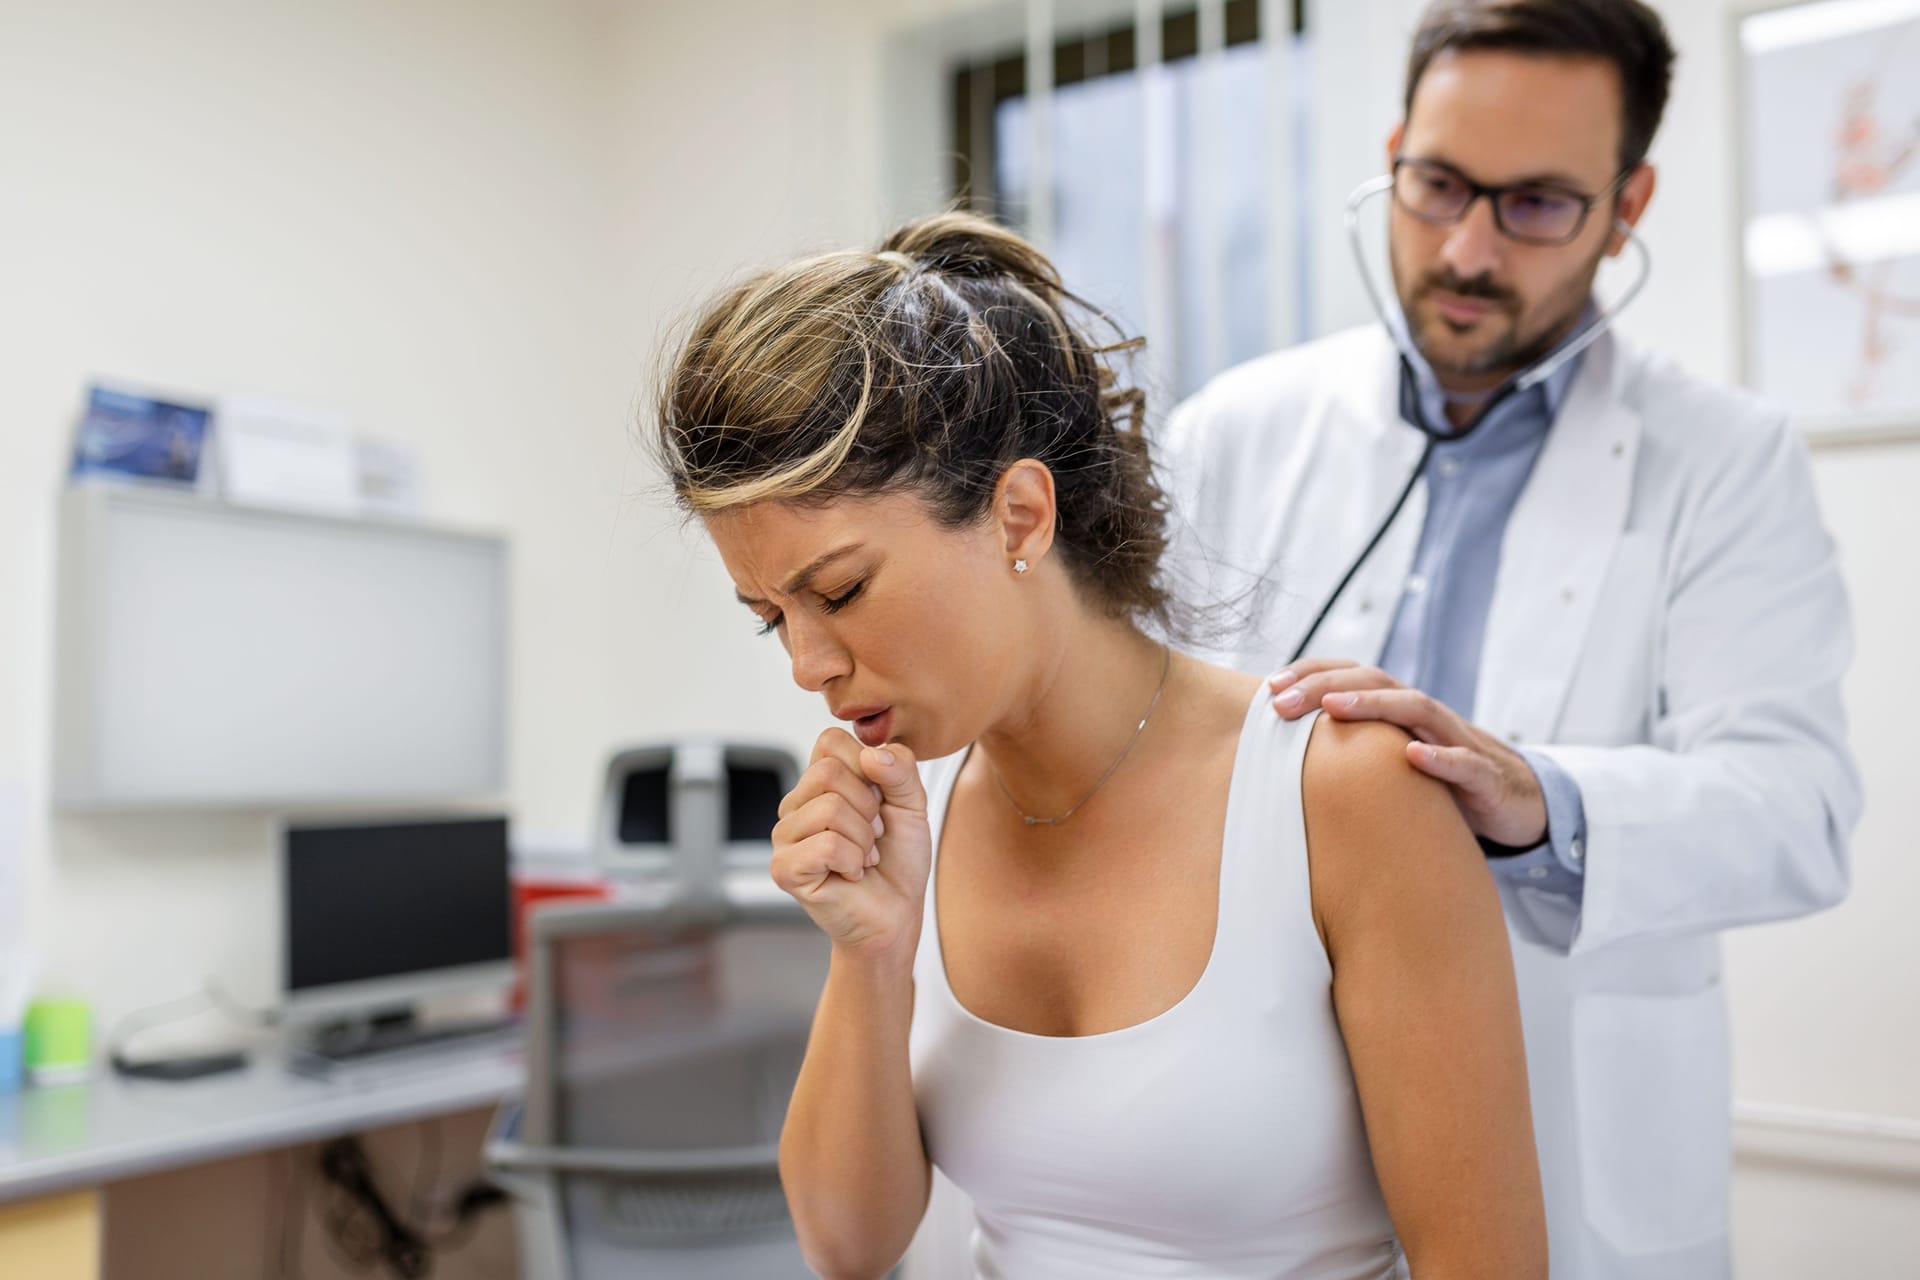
[1400, 241, 1606, 383]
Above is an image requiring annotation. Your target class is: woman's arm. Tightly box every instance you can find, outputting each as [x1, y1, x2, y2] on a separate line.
[780, 944, 930, 1279]
[1303, 716, 1548, 1278]
[772, 731, 934, 1279]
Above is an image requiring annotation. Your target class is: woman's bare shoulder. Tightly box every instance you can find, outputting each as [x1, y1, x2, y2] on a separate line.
[1302, 716, 1427, 814]
[1299, 716, 1486, 943]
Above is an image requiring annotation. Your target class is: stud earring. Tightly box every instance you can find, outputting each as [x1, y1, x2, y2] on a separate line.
[1013, 559, 1030, 574]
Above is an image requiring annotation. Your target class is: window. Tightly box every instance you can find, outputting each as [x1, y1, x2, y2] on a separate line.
[952, 2, 1310, 402]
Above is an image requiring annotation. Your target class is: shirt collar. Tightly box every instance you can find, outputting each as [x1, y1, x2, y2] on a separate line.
[1396, 301, 1593, 437]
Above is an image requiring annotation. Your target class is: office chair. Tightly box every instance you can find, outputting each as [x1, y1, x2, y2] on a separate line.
[488, 899, 829, 1278]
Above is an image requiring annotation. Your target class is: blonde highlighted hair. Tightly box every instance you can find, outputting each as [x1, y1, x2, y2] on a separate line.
[654, 212, 1174, 626]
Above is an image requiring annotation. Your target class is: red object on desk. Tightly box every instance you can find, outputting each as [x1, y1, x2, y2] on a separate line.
[510, 874, 612, 1010]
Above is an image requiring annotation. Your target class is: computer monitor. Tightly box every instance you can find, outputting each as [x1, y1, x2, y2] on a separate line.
[280, 815, 514, 1024]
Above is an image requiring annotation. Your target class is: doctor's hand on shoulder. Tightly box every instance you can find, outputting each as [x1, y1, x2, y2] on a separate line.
[1271, 659, 1548, 849]
[771, 728, 931, 960]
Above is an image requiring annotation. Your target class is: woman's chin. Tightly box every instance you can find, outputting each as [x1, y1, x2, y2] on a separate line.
[874, 716, 966, 763]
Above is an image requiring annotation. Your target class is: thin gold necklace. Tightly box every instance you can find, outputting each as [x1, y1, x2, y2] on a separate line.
[988, 645, 1172, 827]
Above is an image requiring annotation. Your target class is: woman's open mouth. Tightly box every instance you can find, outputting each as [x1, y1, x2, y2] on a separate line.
[835, 705, 896, 748]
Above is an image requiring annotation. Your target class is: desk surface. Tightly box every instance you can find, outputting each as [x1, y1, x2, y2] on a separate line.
[0, 1041, 522, 1204]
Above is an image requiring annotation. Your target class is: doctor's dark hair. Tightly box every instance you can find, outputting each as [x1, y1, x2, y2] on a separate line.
[1406, 0, 1676, 172]
[653, 212, 1176, 630]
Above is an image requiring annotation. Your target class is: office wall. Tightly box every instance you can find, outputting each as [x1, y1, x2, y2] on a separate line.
[0, 0, 892, 1037]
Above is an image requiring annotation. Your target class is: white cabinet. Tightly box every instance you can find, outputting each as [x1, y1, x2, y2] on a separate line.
[54, 485, 508, 809]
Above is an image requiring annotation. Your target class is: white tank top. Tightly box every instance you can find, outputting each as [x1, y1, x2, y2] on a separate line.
[909, 696, 1406, 1279]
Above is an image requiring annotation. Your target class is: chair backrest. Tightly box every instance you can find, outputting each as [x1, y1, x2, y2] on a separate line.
[521, 901, 828, 1151]
[496, 901, 834, 1276]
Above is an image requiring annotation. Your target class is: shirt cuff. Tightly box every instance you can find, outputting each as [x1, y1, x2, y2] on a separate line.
[1481, 749, 1588, 895]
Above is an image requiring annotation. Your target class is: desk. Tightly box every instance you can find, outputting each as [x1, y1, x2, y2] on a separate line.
[0, 1042, 523, 1279]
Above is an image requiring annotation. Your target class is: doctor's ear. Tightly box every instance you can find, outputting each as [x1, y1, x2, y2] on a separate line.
[1606, 164, 1657, 255]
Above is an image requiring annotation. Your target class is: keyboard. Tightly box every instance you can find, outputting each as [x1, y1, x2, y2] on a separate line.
[301, 1016, 521, 1066]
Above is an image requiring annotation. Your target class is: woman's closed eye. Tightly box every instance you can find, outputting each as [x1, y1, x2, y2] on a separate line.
[820, 580, 865, 613]
[752, 580, 865, 637]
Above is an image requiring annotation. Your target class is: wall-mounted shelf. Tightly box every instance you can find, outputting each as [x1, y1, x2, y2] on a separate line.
[54, 484, 508, 810]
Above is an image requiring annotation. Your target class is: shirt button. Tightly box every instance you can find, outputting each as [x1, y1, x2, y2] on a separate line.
[1527, 866, 1550, 880]
[1569, 837, 1585, 863]
[1437, 457, 1461, 478]
[1405, 574, 1428, 596]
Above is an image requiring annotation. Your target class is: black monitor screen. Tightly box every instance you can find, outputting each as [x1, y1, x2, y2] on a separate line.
[285, 816, 512, 993]
[726, 762, 785, 842]
[617, 766, 671, 845]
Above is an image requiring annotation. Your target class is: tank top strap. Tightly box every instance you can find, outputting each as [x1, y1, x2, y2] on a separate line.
[913, 748, 970, 990]
[1209, 700, 1332, 987]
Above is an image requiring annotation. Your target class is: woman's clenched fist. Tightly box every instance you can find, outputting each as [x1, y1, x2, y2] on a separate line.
[771, 728, 932, 958]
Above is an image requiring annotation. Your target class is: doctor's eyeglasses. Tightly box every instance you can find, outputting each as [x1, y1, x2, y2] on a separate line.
[1391, 157, 1633, 247]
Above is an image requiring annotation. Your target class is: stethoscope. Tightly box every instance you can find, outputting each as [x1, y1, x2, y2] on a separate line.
[1284, 174, 1654, 665]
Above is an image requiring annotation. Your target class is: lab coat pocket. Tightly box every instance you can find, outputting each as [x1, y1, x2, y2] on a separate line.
[1572, 987, 1731, 1255]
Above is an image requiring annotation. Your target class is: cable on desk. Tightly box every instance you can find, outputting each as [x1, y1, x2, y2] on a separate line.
[410, 1117, 442, 1230]
[107, 979, 282, 1079]
[319, 1137, 431, 1279]
[203, 976, 284, 1027]
[268, 1145, 309, 1280]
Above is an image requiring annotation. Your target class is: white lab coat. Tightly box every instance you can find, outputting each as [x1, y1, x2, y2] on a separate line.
[1155, 325, 1862, 1279]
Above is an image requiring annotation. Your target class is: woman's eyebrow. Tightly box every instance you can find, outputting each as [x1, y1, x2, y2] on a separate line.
[734, 543, 866, 606]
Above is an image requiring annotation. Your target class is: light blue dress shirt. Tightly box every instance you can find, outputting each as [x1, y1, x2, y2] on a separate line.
[1377, 334, 1589, 898]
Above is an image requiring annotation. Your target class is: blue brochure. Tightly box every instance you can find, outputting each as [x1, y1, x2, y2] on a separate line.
[71, 385, 210, 485]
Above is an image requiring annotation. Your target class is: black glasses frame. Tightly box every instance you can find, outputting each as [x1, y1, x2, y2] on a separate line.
[1390, 156, 1634, 247]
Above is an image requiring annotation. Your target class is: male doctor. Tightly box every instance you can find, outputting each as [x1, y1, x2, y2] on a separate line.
[1160, 1, 1861, 1276]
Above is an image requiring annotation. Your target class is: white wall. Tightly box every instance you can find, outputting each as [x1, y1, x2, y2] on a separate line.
[0, 0, 897, 1037]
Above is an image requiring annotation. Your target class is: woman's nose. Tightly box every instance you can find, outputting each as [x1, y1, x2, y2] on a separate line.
[787, 619, 852, 692]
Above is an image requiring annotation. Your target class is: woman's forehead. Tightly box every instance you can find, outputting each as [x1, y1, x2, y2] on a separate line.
[705, 492, 942, 592]
[707, 491, 917, 543]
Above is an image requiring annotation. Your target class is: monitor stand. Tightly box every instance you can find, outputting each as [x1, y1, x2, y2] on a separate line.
[294, 1006, 519, 1073]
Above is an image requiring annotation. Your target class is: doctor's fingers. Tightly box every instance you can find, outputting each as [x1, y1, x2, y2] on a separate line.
[1317, 686, 1459, 741]
[1267, 657, 1361, 691]
[1271, 666, 1402, 718]
[1405, 740, 1500, 796]
[779, 756, 882, 826]
[771, 828, 872, 892]
[774, 792, 882, 865]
